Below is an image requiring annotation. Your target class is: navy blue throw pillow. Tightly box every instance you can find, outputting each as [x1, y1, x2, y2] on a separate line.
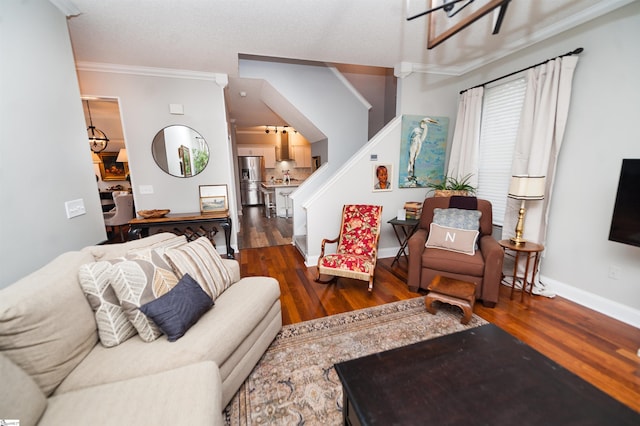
[139, 273, 213, 342]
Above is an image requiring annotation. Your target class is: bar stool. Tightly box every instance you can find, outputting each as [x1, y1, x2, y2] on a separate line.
[261, 188, 276, 218]
[280, 190, 292, 218]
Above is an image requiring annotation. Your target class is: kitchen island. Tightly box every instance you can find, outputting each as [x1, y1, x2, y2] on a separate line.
[261, 181, 302, 218]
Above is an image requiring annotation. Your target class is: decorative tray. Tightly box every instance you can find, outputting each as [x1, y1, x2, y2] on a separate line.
[137, 209, 170, 219]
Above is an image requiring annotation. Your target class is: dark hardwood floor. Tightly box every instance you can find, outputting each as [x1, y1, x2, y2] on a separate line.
[237, 205, 292, 249]
[237, 244, 640, 413]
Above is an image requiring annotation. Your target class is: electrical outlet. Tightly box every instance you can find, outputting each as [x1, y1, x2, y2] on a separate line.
[65, 199, 86, 219]
[139, 185, 154, 194]
[608, 265, 621, 280]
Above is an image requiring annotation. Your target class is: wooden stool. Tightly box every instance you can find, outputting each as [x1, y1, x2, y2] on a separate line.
[425, 275, 476, 324]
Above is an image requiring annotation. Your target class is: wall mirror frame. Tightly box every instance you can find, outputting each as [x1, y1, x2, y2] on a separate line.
[151, 125, 210, 178]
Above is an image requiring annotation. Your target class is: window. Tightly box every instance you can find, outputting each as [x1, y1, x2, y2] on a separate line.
[476, 77, 526, 226]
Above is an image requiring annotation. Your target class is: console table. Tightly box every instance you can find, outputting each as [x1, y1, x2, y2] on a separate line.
[128, 212, 234, 258]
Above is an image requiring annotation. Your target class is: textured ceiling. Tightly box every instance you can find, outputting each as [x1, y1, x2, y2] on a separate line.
[65, 0, 634, 128]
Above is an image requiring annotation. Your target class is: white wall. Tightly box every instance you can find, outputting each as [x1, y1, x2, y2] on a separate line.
[333, 64, 396, 138]
[239, 59, 369, 166]
[77, 69, 237, 252]
[402, 2, 640, 325]
[535, 4, 640, 323]
[303, 71, 462, 263]
[0, 0, 107, 288]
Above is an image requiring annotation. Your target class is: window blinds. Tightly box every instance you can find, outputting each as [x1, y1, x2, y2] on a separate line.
[477, 77, 526, 226]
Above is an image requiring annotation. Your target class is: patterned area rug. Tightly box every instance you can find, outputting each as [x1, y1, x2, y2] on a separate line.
[224, 297, 488, 425]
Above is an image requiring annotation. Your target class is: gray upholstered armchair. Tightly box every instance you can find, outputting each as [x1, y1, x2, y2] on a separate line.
[407, 196, 503, 307]
[103, 193, 134, 241]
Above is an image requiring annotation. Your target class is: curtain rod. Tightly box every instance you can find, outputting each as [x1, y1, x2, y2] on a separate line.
[460, 47, 584, 94]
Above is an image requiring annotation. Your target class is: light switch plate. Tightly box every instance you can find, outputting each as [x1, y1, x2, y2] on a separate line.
[169, 104, 184, 115]
[65, 199, 86, 219]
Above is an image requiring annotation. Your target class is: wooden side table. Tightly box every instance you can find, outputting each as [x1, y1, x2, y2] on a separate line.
[387, 217, 420, 266]
[498, 240, 544, 301]
[425, 275, 476, 324]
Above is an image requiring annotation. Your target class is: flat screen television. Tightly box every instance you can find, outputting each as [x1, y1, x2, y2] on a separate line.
[608, 159, 640, 248]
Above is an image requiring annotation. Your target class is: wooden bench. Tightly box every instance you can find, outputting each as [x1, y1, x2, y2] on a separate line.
[425, 275, 476, 324]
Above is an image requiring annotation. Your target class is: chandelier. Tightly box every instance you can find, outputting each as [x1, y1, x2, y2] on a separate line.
[86, 99, 109, 153]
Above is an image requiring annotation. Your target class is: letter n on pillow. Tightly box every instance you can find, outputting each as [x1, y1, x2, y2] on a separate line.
[425, 223, 479, 255]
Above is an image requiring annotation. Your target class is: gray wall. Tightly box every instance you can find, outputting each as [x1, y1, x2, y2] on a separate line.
[1, 0, 107, 287]
[403, 2, 640, 323]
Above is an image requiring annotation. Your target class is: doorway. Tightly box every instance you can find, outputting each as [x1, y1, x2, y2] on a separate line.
[83, 97, 133, 242]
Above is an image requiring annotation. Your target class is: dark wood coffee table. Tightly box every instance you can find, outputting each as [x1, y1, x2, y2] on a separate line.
[334, 324, 639, 425]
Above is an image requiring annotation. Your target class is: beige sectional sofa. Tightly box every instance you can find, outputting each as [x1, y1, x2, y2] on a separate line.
[0, 233, 282, 425]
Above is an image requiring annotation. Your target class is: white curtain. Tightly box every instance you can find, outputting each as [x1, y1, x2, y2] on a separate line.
[447, 87, 484, 187]
[502, 56, 579, 294]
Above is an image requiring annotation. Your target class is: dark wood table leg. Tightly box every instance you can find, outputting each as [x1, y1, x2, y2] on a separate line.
[510, 251, 520, 300]
[522, 252, 533, 302]
[221, 218, 234, 259]
[128, 226, 143, 240]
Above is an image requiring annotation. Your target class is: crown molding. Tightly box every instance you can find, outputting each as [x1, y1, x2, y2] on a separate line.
[75, 61, 228, 86]
[399, 0, 635, 77]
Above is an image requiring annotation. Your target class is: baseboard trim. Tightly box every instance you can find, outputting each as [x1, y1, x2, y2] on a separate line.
[540, 275, 640, 328]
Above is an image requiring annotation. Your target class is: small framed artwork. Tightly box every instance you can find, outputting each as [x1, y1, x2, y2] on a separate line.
[178, 145, 192, 177]
[373, 163, 393, 192]
[98, 152, 129, 181]
[399, 115, 448, 188]
[199, 184, 228, 215]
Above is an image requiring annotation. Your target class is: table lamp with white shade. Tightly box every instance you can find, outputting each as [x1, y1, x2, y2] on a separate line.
[116, 148, 128, 163]
[508, 175, 546, 245]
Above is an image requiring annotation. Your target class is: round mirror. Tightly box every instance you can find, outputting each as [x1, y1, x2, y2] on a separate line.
[151, 125, 209, 177]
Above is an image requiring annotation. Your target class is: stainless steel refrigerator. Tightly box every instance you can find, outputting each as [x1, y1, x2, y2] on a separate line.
[238, 156, 265, 205]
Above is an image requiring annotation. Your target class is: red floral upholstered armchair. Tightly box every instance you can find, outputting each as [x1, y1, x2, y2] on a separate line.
[316, 204, 383, 291]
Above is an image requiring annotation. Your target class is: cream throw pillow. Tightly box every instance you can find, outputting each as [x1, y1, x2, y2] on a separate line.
[78, 234, 188, 346]
[78, 261, 138, 347]
[425, 223, 479, 256]
[164, 237, 233, 301]
[110, 253, 180, 342]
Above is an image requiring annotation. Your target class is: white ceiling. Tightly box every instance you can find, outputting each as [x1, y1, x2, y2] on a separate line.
[64, 0, 634, 128]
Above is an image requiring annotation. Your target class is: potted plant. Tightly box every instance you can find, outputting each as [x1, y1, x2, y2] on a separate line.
[426, 173, 477, 197]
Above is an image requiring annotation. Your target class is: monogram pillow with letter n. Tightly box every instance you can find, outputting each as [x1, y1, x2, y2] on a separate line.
[425, 223, 479, 255]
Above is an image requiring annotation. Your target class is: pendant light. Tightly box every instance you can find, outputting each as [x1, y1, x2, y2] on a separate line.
[86, 99, 109, 153]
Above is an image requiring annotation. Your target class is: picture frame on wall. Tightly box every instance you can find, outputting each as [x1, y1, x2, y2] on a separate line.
[199, 184, 229, 216]
[179, 145, 192, 177]
[98, 152, 129, 181]
[422, 0, 510, 49]
[398, 115, 448, 188]
[372, 163, 393, 192]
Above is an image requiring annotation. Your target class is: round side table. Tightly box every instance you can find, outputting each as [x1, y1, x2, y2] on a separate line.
[498, 240, 544, 302]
